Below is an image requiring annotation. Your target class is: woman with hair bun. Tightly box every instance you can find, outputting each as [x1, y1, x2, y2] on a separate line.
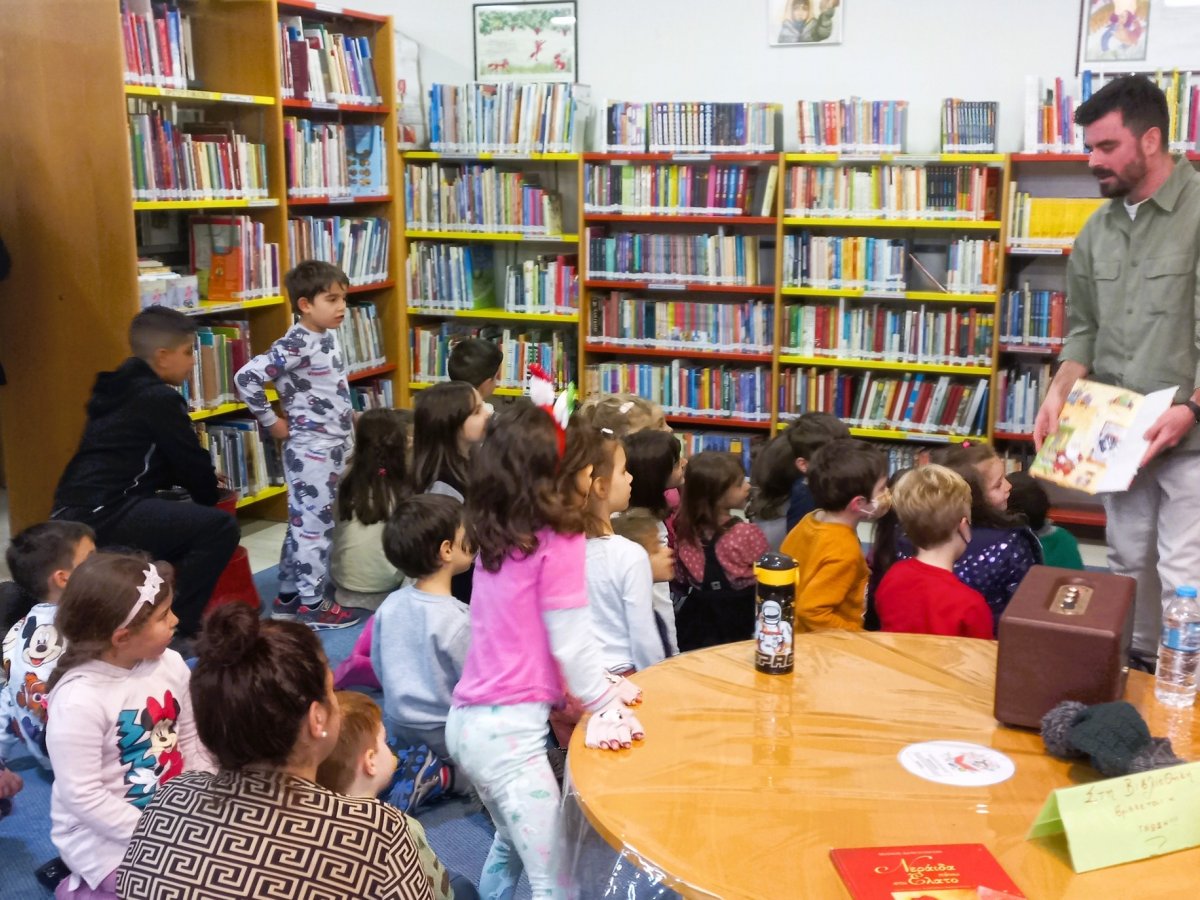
[116, 604, 433, 900]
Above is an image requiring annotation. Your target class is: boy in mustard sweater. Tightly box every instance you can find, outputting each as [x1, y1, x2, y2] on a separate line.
[781, 438, 887, 631]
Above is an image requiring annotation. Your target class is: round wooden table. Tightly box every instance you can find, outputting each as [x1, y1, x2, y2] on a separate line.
[566, 632, 1200, 899]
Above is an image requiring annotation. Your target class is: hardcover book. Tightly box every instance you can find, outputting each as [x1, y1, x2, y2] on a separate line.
[1029, 378, 1175, 494]
[830, 844, 1025, 899]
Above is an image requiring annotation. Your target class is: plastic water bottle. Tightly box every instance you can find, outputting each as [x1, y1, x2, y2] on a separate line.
[1154, 586, 1200, 707]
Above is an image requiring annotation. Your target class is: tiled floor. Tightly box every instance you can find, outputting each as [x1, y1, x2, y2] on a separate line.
[0, 492, 1109, 578]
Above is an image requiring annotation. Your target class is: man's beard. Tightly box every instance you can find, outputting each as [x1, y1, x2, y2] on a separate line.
[1092, 154, 1147, 198]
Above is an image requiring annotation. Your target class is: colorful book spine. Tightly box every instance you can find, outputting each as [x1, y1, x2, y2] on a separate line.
[778, 368, 989, 436]
[288, 216, 390, 286]
[783, 301, 992, 366]
[405, 162, 565, 234]
[604, 101, 647, 152]
[940, 99, 998, 152]
[284, 120, 387, 197]
[584, 162, 777, 217]
[585, 362, 772, 421]
[586, 228, 762, 285]
[945, 238, 999, 294]
[1006, 192, 1103, 244]
[411, 323, 576, 389]
[796, 98, 908, 153]
[128, 106, 269, 202]
[673, 430, 760, 474]
[781, 233, 907, 291]
[1000, 287, 1067, 346]
[350, 378, 394, 411]
[181, 319, 251, 410]
[189, 216, 281, 300]
[406, 242, 497, 310]
[278, 17, 381, 105]
[428, 82, 591, 154]
[785, 164, 1000, 221]
[995, 363, 1052, 433]
[336, 303, 386, 372]
[120, 0, 193, 90]
[504, 255, 580, 314]
[588, 293, 773, 354]
[194, 417, 285, 498]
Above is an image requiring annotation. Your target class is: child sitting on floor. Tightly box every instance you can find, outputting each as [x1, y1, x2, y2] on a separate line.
[1006, 471, 1084, 570]
[876, 465, 994, 639]
[781, 438, 887, 633]
[316, 691, 479, 900]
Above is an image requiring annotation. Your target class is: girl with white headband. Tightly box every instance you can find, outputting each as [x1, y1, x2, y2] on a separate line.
[44, 554, 214, 900]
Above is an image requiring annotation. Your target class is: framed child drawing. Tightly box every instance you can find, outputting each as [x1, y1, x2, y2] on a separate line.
[1079, 0, 1151, 66]
[473, 2, 577, 82]
[768, 0, 843, 46]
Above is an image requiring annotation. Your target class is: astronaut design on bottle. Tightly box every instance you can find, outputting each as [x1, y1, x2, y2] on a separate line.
[756, 598, 794, 672]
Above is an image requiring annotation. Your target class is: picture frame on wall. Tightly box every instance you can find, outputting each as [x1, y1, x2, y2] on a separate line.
[473, 2, 578, 82]
[1079, 0, 1151, 65]
[767, 0, 843, 46]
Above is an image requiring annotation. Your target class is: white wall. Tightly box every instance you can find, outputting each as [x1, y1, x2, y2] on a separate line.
[352, 0, 1083, 152]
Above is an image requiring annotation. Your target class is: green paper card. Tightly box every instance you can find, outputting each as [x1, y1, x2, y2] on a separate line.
[1028, 761, 1200, 872]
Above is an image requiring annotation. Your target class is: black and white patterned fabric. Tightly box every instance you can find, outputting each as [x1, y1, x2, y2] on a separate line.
[117, 768, 433, 899]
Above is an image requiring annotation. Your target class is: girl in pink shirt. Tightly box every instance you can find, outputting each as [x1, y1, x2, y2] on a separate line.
[446, 406, 645, 899]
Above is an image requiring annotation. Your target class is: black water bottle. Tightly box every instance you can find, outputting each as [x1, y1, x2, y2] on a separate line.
[754, 552, 797, 674]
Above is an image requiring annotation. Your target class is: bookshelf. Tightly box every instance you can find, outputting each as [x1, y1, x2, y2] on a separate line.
[0, 1, 400, 531]
[580, 151, 780, 461]
[777, 152, 1006, 448]
[399, 147, 583, 401]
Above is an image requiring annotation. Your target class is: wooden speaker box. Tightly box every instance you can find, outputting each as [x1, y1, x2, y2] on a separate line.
[994, 565, 1136, 728]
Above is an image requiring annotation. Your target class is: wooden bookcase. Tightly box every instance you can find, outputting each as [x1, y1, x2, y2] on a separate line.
[0, 0, 400, 532]
[399, 151, 582, 405]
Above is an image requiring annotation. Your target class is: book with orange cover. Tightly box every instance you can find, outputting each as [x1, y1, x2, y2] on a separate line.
[830, 843, 1025, 899]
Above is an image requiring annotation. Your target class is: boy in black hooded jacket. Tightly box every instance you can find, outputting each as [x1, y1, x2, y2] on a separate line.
[51, 307, 239, 640]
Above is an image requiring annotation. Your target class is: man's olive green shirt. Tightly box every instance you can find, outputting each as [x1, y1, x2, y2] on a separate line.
[1062, 156, 1200, 450]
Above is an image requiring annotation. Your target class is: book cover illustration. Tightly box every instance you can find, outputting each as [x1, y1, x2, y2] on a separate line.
[830, 844, 1025, 899]
[1029, 378, 1174, 494]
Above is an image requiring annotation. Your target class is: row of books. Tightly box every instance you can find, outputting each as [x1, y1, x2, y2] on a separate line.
[428, 82, 590, 154]
[586, 229, 766, 285]
[673, 431, 760, 475]
[796, 99, 909, 153]
[778, 369, 990, 437]
[336, 303, 387, 373]
[194, 419, 284, 500]
[284, 119, 387, 197]
[940, 99, 998, 152]
[1025, 70, 1200, 153]
[1006, 191, 1102, 243]
[784, 164, 1001, 221]
[129, 109, 269, 201]
[138, 259, 199, 310]
[189, 216, 281, 300]
[1000, 287, 1066, 347]
[587, 294, 774, 354]
[120, 0, 194, 90]
[182, 321, 251, 411]
[782, 234, 999, 294]
[287, 216, 390, 286]
[602, 101, 783, 153]
[582, 163, 779, 217]
[585, 362, 772, 421]
[279, 16, 381, 106]
[782, 302, 995, 367]
[406, 243, 580, 314]
[350, 378, 394, 411]
[411, 324, 576, 389]
[868, 441, 931, 477]
[404, 162, 565, 234]
[995, 363, 1051, 434]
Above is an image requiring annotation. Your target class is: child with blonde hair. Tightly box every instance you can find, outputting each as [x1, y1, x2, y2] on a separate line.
[876, 465, 994, 639]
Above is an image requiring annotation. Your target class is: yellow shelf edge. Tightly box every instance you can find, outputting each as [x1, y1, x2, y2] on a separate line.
[185, 296, 286, 316]
[235, 485, 288, 509]
[404, 150, 580, 161]
[410, 382, 526, 397]
[848, 426, 981, 444]
[782, 216, 1002, 230]
[124, 84, 275, 106]
[405, 230, 579, 242]
[133, 198, 278, 211]
[189, 389, 278, 422]
[406, 307, 579, 323]
[778, 356, 992, 376]
[783, 152, 1004, 164]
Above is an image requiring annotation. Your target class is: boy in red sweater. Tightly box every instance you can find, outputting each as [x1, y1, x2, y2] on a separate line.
[876, 464, 994, 639]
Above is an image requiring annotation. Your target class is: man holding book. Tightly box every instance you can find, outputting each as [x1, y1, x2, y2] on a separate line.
[1033, 75, 1200, 670]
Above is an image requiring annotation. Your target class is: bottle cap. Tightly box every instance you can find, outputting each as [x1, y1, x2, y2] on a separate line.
[1177, 586, 1198, 599]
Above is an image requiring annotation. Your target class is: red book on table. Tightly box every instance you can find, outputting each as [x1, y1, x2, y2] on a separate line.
[830, 843, 1025, 899]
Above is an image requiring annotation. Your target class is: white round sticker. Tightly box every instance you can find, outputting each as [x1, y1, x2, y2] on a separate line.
[897, 740, 1015, 786]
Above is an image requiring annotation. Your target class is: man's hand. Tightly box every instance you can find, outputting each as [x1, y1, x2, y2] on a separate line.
[1140, 405, 1195, 466]
[268, 419, 289, 441]
[1033, 392, 1066, 451]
